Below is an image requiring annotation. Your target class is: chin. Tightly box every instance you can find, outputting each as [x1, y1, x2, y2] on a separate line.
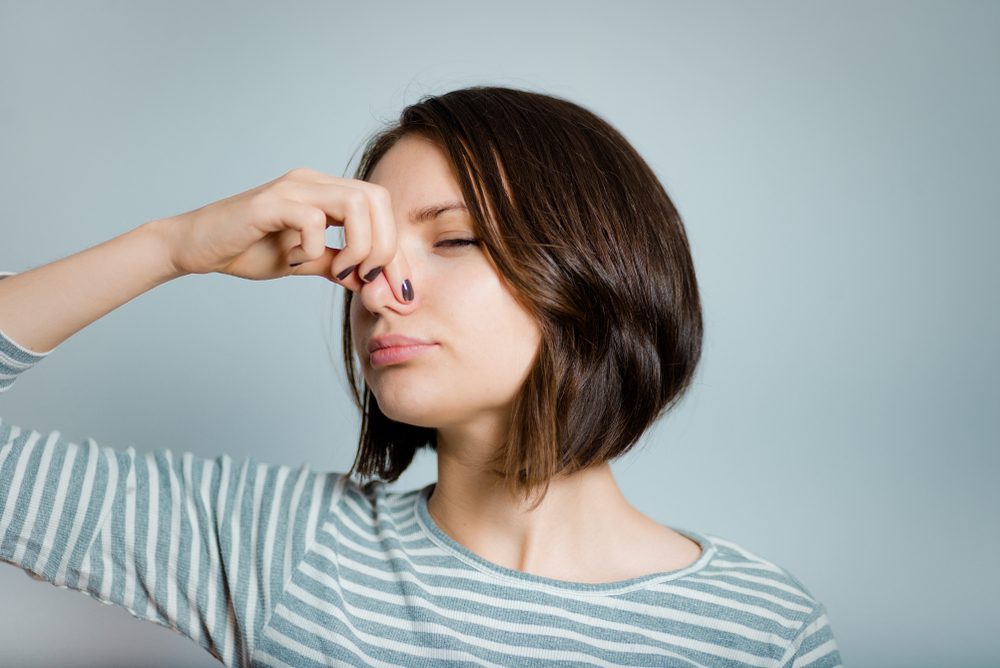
[369, 386, 443, 428]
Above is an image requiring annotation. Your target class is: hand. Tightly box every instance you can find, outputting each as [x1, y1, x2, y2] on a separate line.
[157, 167, 413, 302]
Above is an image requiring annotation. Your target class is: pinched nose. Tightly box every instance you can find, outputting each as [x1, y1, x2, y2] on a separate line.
[355, 268, 419, 315]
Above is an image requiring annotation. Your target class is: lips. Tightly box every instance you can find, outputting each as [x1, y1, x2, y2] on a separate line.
[369, 342, 437, 367]
[367, 333, 435, 354]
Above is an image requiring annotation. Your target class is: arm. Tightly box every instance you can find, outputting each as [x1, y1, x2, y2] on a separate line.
[0, 167, 414, 379]
[0, 415, 345, 668]
[0, 218, 186, 356]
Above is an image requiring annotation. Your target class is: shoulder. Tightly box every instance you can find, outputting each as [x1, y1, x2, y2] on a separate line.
[693, 530, 823, 607]
[329, 476, 422, 518]
[680, 529, 841, 661]
[687, 530, 827, 616]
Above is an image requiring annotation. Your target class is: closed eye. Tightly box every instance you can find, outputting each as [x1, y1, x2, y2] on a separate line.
[434, 238, 481, 248]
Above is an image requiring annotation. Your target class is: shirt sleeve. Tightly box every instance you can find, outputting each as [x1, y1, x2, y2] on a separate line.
[0, 271, 55, 394]
[0, 419, 345, 668]
[779, 601, 844, 668]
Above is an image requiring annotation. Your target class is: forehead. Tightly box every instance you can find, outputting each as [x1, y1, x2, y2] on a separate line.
[367, 134, 462, 200]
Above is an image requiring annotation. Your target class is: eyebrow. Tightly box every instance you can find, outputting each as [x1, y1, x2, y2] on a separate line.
[408, 200, 468, 222]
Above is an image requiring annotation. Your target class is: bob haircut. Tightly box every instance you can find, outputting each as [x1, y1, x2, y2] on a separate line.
[339, 85, 702, 509]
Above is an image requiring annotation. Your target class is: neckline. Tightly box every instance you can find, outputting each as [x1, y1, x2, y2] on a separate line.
[413, 482, 715, 596]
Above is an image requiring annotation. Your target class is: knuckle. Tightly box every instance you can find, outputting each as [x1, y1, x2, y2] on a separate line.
[343, 187, 368, 211]
[306, 207, 327, 229]
[286, 167, 310, 178]
[367, 182, 392, 203]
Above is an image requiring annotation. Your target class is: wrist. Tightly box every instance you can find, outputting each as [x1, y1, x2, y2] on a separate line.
[142, 216, 191, 281]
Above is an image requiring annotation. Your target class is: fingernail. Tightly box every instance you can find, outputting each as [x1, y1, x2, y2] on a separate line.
[289, 262, 303, 267]
[362, 266, 383, 283]
[336, 264, 356, 280]
[401, 279, 414, 302]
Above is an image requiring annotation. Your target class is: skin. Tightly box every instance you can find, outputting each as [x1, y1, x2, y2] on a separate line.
[350, 133, 702, 583]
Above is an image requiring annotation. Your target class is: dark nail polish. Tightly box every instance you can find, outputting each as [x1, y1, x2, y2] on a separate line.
[289, 262, 303, 267]
[336, 264, 356, 280]
[362, 266, 383, 282]
[401, 279, 414, 302]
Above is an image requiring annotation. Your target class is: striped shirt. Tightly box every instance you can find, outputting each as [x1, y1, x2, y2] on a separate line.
[0, 272, 842, 667]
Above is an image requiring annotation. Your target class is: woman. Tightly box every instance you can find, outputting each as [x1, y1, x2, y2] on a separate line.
[0, 86, 842, 667]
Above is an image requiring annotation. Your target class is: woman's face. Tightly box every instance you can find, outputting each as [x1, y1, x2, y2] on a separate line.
[349, 133, 542, 430]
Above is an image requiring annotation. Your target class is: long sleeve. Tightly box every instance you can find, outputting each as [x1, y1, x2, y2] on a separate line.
[0, 291, 345, 667]
[779, 601, 844, 667]
[0, 421, 343, 668]
[0, 271, 55, 393]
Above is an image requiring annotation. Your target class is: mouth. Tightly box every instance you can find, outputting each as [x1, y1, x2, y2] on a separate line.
[369, 343, 438, 367]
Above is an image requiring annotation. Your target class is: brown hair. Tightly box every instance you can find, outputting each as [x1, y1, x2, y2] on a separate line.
[337, 85, 702, 510]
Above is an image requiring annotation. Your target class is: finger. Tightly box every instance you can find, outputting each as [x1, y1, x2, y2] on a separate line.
[286, 182, 374, 285]
[288, 246, 343, 281]
[362, 184, 414, 304]
[279, 200, 329, 265]
[279, 176, 411, 299]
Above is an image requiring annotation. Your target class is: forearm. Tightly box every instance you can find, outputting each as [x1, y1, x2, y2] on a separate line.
[0, 219, 187, 354]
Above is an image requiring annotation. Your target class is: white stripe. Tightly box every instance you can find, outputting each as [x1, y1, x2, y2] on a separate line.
[93, 447, 120, 602]
[290, 595, 502, 667]
[0, 360, 33, 373]
[709, 535, 779, 566]
[99, 519, 113, 601]
[54, 440, 100, 587]
[261, 465, 290, 621]
[144, 451, 161, 624]
[78, 534, 92, 591]
[675, 576, 813, 614]
[710, 558, 785, 574]
[35, 441, 79, 576]
[698, 569, 816, 602]
[181, 452, 204, 646]
[8, 430, 51, 563]
[651, 581, 804, 628]
[164, 450, 183, 632]
[0, 422, 19, 469]
[265, 609, 406, 668]
[122, 448, 138, 610]
[199, 457, 221, 658]
[281, 466, 310, 588]
[250, 645, 300, 668]
[0, 430, 41, 527]
[303, 473, 326, 551]
[792, 638, 838, 667]
[243, 462, 269, 652]
[227, 458, 251, 666]
[0, 345, 51, 365]
[216, 454, 237, 668]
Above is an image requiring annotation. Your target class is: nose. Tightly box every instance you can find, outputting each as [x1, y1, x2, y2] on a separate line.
[356, 269, 420, 317]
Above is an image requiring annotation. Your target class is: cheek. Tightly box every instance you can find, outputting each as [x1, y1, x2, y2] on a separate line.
[451, 280, 541, 375]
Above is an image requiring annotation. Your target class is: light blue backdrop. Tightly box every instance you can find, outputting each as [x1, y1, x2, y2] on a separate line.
[1, 1, 997, 666]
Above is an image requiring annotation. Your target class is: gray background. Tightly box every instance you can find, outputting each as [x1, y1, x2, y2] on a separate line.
[1, 1, 997, 666]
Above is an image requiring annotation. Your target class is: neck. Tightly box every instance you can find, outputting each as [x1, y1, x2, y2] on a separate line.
[427, 425, 638, 576]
